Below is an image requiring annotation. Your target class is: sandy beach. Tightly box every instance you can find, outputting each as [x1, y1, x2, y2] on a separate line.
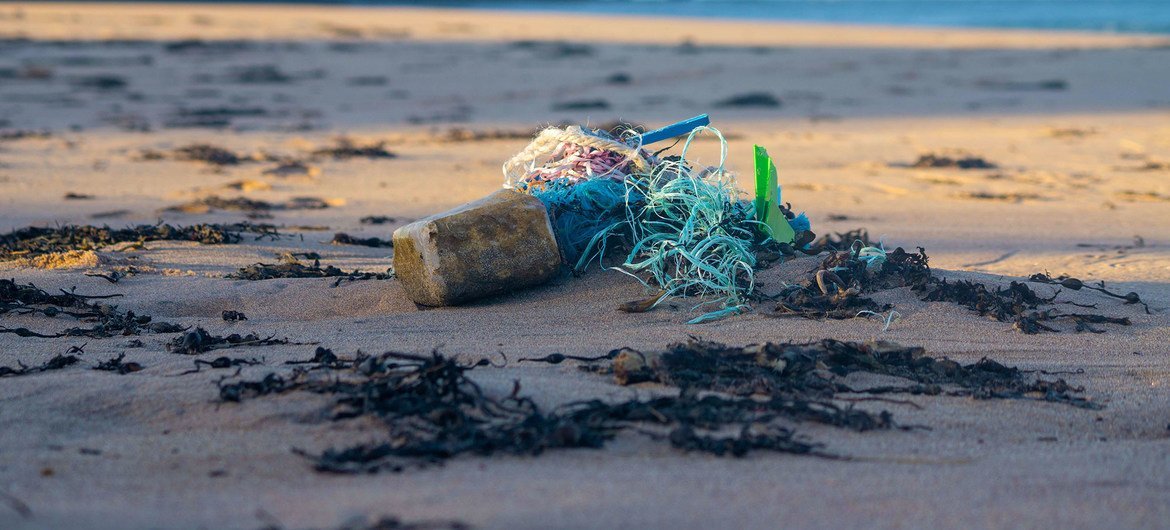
[1, 3, 1169, 529]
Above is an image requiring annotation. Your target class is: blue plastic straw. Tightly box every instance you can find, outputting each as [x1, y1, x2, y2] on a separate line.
[640, 114, 710, 145]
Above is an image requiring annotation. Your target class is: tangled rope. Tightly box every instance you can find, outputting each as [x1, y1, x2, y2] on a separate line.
[502, 126, 653, 190]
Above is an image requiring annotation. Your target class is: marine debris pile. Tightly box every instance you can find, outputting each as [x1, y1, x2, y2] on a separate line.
[391, 114, 1138, 332]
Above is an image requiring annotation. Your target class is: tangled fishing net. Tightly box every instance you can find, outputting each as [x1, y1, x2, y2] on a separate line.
[506, 118, 805, 323]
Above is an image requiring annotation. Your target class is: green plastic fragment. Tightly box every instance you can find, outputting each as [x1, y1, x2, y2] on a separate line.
[753, 145, 795, 244]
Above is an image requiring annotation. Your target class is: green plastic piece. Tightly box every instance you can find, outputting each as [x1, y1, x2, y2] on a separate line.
[753, 145, 795, 244]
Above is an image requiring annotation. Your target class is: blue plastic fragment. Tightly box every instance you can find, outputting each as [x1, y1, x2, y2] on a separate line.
[788, 212, 811, 232]
[640, 114, 710, 145]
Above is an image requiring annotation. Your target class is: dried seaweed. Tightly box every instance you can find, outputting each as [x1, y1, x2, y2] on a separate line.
[1, 279, 184, 338]
[227, 254, 392, 285]
[771, 242, 1132, 334]
[217, 337, 1096, 472]
[0, 222, 280, 261]
[0, 354, 80, 378]
[910, 153, 997, 169]
[177, 355, 263, 375]
[222, 310, 248, 322]
[359, 216, 396, 225]
[613, 338, 1098, 410]
[311, 138, 396, 160]
[92, 353, 143, 374]
[807, 228, 872, 254]
[1029, 272, 1150, 314]
[166, 327, 299, 355]
[330, 233, 393, 248]
[172, 144, 247, 166]
[164, 196, 329, 214]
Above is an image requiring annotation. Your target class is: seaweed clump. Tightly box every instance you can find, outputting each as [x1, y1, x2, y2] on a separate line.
[0, 223, 279, 261]
[0, 279, 185, 338]
[167, 327, 300, 355]
[0, 353, 80, 378]
[217, 336, 1095, 472]
[769, 237, 1133, 334]
[227, 253, 393, 285]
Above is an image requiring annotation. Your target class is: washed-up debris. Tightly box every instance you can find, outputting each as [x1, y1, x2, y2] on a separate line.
[360, 215, 396, 225]
[177, 355, 263, 375]
[715, 92, 782, 108]
[976, 79, 1068, 91]
[1028, 272, 1150, 314]
[331, 233, 393, 248]
[311, 138, 396, 160]
[393, 189, 559, 306]
[63, 192, 94, 200]
[605, 338, 1098, 409]
[227, 253, 393, 285]
[217, 336, 1095, 472]
[0, 223, 280, 261]
[552, 99, 610, 111]
[953, 191, 1044, 202]
[808, 228, 872, 253]
[0, 129, 52, 142]
[505, 116, 809, 323]
[167, 327, 298, 355]
[262, 161, 320, 178]
[165, 195, 331, 214]
[222, 310, 248, 322]
[769, 242, 1133, 333]
[172, 144, 250, 166]
[1, 278, 185, 338]
[909, 152, 997, 169]
[92, 353, 143, 374]
[0, 354, 80, 378]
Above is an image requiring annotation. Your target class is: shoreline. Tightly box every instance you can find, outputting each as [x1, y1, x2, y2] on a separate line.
[4, 3, 1170, 49]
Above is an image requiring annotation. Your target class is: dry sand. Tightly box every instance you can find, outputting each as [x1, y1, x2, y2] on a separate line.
[1, 3, 1169, 529]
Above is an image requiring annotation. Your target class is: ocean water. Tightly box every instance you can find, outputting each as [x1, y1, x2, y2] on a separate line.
[313, 0, 1170, 34]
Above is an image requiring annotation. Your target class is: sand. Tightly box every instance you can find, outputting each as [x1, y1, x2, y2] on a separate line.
[1, 3, 1169, 529]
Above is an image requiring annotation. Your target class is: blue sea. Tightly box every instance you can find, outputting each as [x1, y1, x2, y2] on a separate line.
[202, 0, 1170, 34]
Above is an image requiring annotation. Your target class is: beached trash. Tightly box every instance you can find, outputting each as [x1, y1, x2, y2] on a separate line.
[505, 114, 812, 323]
[392, 189, 561, 306]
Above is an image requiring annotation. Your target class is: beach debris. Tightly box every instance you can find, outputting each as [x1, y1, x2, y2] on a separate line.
[909, 152, 997, 169]
[605, 338, 1099, 409]
[1028, 272, 1150, 314]
[0, 222, 280, 261]
[228, 253, 393, 285]
[0, 353, 80, 378]
[216, 336, 1096, 472]
[172, 144, 250, 166]
[503, 115, 811, 322]
[754, 145, 797, 244]
[768, 242, 1133, 333]
[392, 189, 560, 306]
[166, 327, 297, 355]
[952, 191, 1044, 202]
[311, 138, 396, 160]
[552, 99, 610, 111]
[330, 232, 393, 248]
[92, 353, 144, 374]
[262, 160, 320, 178]
[177, 356, 263, 375]
[715, 92, 782, 108]
[976, 79, 1068, 91]
[63, 192, 94, 200]
[1, 278, 185, 338]
[164, 196, 335, 215]
[360, 215, 396, 225]
[222, 310, 248, 322]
